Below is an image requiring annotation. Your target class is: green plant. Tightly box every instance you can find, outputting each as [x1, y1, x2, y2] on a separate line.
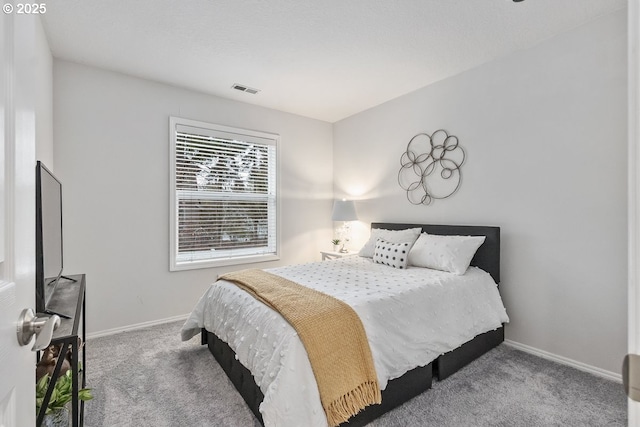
[36, 370, 93, 415]
[332, 239, 341, 245]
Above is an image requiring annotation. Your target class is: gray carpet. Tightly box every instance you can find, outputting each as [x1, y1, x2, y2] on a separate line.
[84, 321, 626, 426]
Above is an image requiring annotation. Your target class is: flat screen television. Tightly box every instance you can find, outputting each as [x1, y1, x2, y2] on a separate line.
[35, 161, 64, 314]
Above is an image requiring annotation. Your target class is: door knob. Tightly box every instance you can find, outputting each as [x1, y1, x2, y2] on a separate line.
[16, 308, 60, 351]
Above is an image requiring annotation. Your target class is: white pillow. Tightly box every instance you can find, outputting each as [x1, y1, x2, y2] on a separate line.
[408, 233, 486, 275]
[358, 227, 421, 258]
[372, 239, 412, 269]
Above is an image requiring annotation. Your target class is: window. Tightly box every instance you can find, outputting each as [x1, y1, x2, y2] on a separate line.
[170, 117, 279, 270]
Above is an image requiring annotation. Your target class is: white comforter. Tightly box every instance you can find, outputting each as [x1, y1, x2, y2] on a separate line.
[181, 257, 509, 427]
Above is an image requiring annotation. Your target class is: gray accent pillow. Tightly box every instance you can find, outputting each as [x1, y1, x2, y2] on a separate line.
[373, 239, 412, 269]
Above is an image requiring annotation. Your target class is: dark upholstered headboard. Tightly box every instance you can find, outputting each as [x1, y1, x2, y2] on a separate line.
[371, 223, 501, 283]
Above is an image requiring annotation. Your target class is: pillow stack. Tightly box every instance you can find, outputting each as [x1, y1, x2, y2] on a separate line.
[359, 227, 485, 274]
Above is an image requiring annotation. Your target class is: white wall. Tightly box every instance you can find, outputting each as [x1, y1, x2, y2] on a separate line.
[53, 61, 334, 333]
[34, 18, 53, 167]
[334, 10, 627, 374]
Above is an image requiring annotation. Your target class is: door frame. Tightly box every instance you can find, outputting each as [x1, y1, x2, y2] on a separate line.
[629, 0, 639, 425]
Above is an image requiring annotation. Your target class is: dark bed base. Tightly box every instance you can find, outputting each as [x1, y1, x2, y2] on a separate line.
[435, 327, 505, 380]
[203, 331, 265, 424]
[203, 326, 503, 426]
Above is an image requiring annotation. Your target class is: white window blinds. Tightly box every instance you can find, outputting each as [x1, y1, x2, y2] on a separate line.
[170, 117, 279, 270]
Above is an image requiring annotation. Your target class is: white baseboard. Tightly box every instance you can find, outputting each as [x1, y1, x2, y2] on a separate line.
[86, 313, 190, 340]
[504, 339, 622, 383]
[86, 321, 623, 384]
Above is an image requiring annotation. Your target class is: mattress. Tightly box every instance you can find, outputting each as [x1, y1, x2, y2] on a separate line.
[181, 256, 509, 427]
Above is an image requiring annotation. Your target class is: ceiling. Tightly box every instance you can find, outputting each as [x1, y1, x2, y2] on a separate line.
[41, 0, 626, 123]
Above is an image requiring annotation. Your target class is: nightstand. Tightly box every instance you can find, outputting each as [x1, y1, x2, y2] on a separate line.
[320, 250, 356, 261]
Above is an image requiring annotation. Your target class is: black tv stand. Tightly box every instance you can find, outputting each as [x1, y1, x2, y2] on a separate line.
[46, 275, 78, 287]
[43, 308, 72, 320]
[43, 277, 79, 318]
[37, 274, 87, 427]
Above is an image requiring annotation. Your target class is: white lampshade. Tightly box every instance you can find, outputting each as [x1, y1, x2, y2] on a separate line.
[331, 199, 358, 221]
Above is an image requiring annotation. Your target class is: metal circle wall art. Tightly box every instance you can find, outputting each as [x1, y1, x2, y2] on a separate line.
[398, 129, 465, 205]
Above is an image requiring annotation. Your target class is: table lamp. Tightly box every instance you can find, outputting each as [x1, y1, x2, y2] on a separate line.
[331, 199, 358, 253]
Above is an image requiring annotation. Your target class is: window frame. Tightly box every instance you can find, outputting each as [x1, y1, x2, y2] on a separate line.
[169, 116, 280, 271]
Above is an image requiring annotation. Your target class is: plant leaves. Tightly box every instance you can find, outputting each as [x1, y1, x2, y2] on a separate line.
[36, 375, 50, 396]
[35, 368, 94, 413]
[78, 389, 93, 401]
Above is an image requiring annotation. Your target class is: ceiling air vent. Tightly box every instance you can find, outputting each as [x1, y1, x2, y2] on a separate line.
[232, 83, 260, 95]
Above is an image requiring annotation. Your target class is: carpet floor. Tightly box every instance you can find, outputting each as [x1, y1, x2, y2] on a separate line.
[84, 320, 626, 426]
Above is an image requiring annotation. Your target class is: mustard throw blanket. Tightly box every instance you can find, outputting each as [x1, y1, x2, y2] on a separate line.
[219, 269, 381, 426]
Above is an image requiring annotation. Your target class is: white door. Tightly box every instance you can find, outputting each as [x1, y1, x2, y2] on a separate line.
[0, 5, 39, 426]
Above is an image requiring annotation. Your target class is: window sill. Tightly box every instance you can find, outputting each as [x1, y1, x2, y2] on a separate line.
[170, 253, 280, 271]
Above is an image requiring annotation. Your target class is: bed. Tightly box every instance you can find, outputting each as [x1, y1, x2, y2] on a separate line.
[181, 222, 509, 427]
